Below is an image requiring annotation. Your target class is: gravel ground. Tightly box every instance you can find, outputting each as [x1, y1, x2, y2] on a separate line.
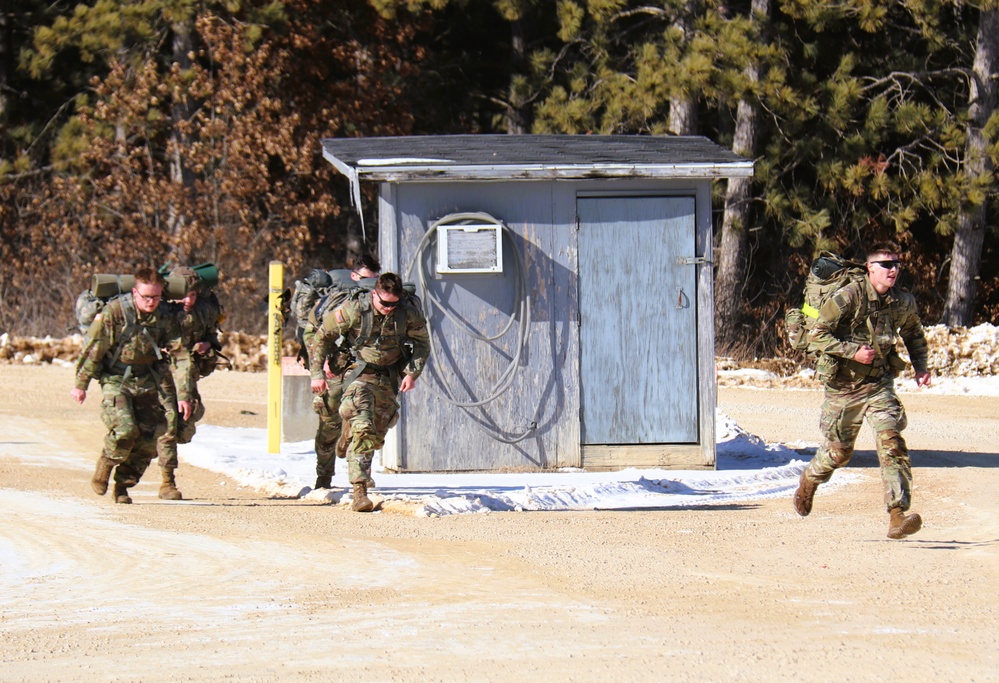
[1, 364, 997, 682]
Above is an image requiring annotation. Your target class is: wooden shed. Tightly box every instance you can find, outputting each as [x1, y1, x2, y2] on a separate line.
[321, 135, 753, 472]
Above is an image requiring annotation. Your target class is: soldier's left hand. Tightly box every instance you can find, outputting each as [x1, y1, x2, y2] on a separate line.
[915, 371, 931, 388]
[399, 375, 417, 393]
[178, 400, 193, 421]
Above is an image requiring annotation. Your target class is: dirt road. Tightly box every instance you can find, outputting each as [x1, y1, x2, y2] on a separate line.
[1, 365, 997, 682]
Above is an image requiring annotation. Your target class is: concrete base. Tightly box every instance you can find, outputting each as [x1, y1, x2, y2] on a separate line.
[281, 357, 318, 443]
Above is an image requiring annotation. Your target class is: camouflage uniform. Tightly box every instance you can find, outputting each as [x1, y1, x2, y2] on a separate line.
[153, 292, 223, 473]
[803, 276, 929, 512]
[300, 272, 377, 486]
[75, 294, 193, 494]
[310, 291, 430, 487]
[302, 317, 351, 485]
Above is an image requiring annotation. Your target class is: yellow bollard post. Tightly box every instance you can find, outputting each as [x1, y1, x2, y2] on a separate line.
[266, 261, 284, 454]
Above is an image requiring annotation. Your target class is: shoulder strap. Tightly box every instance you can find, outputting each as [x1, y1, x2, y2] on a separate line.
[351, 293, 375, 353]
[107, 295, 161, 368]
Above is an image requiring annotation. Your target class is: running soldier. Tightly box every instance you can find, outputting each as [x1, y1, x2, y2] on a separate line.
[309, 272, 430, 511]
[301, 255, 379, 490]
[70, 267, 194, 504]
[793, 242, 932, 538]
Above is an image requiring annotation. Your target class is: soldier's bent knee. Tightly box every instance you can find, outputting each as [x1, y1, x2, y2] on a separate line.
[826, 440, 854, 466]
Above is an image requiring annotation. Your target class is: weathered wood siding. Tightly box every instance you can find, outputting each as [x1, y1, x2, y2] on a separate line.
[378, 178, 715, 472]
[577, 195, 698, 444]
[380, 180, 579, 471]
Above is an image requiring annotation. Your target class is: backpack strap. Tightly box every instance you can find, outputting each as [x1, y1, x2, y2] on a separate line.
[341, 295, 409, 390]
[105, 294, 162, 375]
[349, 291, 376, 353]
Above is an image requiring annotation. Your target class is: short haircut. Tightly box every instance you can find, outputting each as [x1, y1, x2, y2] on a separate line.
[867, 241, 901, 260]
[375, 272, 404, 298]
[135, 266, 165, 287]
[351, 253, 381, 274]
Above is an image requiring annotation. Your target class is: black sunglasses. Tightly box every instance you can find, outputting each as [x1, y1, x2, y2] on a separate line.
[376, 292, 400, 308]
[871, 260, 902, 270]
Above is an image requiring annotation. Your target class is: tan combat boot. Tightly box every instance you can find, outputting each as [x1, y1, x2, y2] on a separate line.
[158, 467, 183, 500]
[91, 456, 115, 496]
[113, 482, 132, 505]
[793, 470, 818, 517]
[351, 482, 374, 512]
[335, 421, 350, 459]
[887, 507, 922, 539]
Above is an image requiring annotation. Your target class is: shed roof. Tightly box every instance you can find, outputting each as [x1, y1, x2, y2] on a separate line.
[321, 134, 753, 185]
[321, 135, 754, 235]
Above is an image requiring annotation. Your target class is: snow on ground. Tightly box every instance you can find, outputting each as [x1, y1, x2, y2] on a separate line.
[179, 373, 997, 517]
[178, 411, 827, 517]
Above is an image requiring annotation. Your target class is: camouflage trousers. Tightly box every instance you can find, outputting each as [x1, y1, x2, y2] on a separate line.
[312, 378, 344, 479]
[803, 377, 912, 511]
[339, 374, 400, 485]
[99, 374, 170, 486]
[155, 380, 204, 471]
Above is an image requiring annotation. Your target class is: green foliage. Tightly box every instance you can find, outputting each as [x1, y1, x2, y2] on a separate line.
[1, 0, 996, 337]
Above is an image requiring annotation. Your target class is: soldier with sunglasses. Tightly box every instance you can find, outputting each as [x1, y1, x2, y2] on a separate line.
[309, 272, 430, 511]
[793, 242, 932, 539]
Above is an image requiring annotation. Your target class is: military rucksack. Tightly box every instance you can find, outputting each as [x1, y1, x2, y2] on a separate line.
[305, 278, 422, 372]
[785, 252, 868, 355]
[75, 289, 108, 334]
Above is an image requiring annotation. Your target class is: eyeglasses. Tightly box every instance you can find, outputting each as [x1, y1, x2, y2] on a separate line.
[375, 292, 400, 308]
[871, 260, 902, 271]
[133, 291, 163, 302]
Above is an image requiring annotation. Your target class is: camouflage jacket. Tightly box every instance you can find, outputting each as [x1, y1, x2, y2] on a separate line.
[171, 295, 222, 351]
[309, 291, 430, 383]
[74, 294, 194, 400]
[168, 294, 223, 382]
[808, 277, 929, 381]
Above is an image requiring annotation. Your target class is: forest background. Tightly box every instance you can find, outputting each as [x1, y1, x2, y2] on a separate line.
[0, 0, 996, 358]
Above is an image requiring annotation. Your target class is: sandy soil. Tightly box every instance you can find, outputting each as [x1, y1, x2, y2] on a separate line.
[1, 364, 997, 682]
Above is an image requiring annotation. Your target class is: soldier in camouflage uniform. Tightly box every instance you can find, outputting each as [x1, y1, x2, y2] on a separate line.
[70, 267, 194, 504]
[793, 242, 932, 539]
[309, 272, 430, 511]
[302, 255, 380, 490]
[153, 266, 225, 500]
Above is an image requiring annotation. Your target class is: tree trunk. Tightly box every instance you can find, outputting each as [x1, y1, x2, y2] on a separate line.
[714, 0, 768, 354]
[667, 0, 701, 136]
[941, 9, 997, 326]
[168, 19, 196, 255]
[0, 3, 7, 125]
[506, 16, 530, 134]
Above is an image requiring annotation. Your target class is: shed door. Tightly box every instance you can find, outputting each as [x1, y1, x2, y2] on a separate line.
[577, 196, 698, 444]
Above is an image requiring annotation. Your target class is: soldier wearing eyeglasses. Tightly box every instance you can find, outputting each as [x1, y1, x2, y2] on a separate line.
[70, 267, 194, 504]
[793, 242, 932, 539]
[309, 272, 430, 511]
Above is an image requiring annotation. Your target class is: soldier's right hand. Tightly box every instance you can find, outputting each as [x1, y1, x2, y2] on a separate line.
[311, 378, 327, 395]
[70, 388, 86, 405]
[853, 345, 876, 365]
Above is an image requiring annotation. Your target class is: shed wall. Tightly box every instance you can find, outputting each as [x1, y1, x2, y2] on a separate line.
[379, 178, 714, 472]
